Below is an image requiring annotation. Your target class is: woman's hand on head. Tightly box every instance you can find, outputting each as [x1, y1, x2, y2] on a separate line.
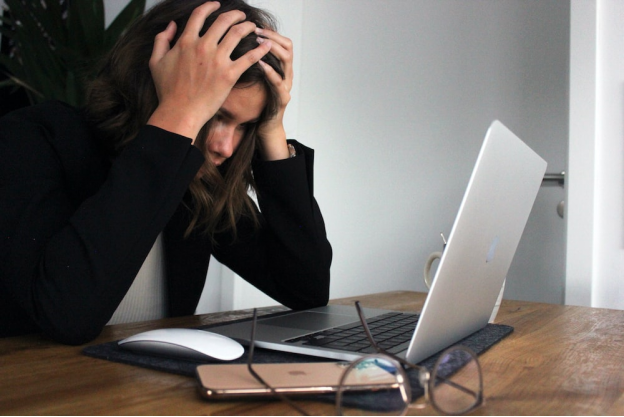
[147, 1, 272, 143]
[255, 28, 294, 161]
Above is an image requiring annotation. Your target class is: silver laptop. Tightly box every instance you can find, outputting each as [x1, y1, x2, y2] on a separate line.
[210, 120, 547, 364]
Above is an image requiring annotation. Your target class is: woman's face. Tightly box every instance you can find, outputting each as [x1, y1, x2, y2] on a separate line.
[204, 84, 267, 167]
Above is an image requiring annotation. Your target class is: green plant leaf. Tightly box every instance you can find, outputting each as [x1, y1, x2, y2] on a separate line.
[0, 80, 26, 99]
[0, 14, 16, 29]
[65, 69, 80, 107]
[1, 0, 146, 106]
[29, 0, 67, 47]
[0, 25, 16, 43]
[1, 2, 64, 103]
[0, 52, 24, 78]
[0, 72, 43, 99]
[6, 3, 72, 102]
[0, 78, 17, 89]
[3, 1, 65, 77]
[67, 1, 108, 57]
[65, 2, 88, 56]
[14, 35, 65, 99]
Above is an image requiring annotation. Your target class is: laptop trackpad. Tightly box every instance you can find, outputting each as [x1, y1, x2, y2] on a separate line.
[259, 312, 357, 331]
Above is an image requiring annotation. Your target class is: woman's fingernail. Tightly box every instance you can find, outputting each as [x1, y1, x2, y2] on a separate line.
[255, 27, 263, 35]
[256, 36, 265, 44]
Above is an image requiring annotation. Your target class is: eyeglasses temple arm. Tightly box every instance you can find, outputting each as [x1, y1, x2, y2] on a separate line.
[354, 302, 480, 400]
[247, 309, 310, 416]
[354, 301, 385, 354]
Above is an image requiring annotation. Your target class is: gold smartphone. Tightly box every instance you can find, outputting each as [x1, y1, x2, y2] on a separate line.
[196, 362, 397, 399]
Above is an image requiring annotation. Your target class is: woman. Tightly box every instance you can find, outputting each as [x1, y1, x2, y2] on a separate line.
[0, 0, 332, 344]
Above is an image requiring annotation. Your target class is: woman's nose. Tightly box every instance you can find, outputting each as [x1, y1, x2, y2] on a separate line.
[212, 126, 236, 159]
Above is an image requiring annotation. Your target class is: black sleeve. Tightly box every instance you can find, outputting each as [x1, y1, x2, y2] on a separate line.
[211, 141, 332, 310]
[0, 107, 204, 344]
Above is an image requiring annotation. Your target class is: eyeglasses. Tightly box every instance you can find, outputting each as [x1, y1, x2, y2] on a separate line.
[246, 302, 484, 415]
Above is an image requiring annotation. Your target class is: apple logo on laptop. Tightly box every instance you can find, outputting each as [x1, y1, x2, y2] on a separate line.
[486, 236, 500, 263]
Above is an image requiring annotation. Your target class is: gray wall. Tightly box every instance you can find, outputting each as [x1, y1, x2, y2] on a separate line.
[296, 0, 569, 301]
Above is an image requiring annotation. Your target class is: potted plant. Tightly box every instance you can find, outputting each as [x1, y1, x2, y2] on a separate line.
[0, 0, 145, 108]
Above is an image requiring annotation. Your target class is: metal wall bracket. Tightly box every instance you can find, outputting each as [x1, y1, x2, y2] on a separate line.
[543, 171, 565, 187]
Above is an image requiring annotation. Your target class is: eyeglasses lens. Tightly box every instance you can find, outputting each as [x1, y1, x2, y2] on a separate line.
[337, 355, 410, 416]
[430, 348, 482, 415]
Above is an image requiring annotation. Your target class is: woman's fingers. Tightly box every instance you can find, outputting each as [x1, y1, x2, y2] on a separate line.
[254, 28, 294, 159]
[149, 21, 177, 68]
[233, 39, 273, 75]
[218, 20, 258, 49]
[148, 3, 275, 140]
[258, 59, 283, 87]
[255, 27, 292, 51]
[200, 9, 247, 46]
[255, 28, 293, 65]
[256, 28, 293, 88]
[196, 10, 272, 81]
[183, 1, 221, 38]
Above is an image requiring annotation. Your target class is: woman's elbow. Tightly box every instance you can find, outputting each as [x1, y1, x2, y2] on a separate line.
[282, 268, 331, 311]
[36, 311, 106, 345]
[51, 326, 102, 346]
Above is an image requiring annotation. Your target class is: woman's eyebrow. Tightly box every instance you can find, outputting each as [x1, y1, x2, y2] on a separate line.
[217, 108, 261, 125]
[242, 117, 261, 125]
[217, 108, 235, 120]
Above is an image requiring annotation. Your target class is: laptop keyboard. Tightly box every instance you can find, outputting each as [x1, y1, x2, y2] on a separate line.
[285, 312, 419, 355]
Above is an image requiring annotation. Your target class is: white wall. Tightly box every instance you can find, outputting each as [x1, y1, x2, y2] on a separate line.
[566, 0, 597, 307]
[297, 0, 569, 301]
[593, 0, 624, 310]
[567, 0, 624, 310]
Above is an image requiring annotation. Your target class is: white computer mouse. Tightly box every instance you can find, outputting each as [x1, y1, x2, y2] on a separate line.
[118, 328, 244, 361]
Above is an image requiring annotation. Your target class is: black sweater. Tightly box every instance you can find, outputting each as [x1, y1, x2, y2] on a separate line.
[0, 101, 332, 345]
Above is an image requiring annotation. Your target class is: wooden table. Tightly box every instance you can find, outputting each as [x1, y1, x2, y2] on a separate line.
[1, 291, 623, 415]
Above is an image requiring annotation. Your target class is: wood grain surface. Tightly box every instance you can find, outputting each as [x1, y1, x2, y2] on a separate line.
[1, 291, 623, 415]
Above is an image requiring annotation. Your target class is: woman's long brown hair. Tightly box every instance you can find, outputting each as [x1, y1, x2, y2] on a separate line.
[85, 0, 284, 241]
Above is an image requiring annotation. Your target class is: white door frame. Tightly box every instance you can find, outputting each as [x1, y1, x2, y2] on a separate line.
[565, 0, 596, 307]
